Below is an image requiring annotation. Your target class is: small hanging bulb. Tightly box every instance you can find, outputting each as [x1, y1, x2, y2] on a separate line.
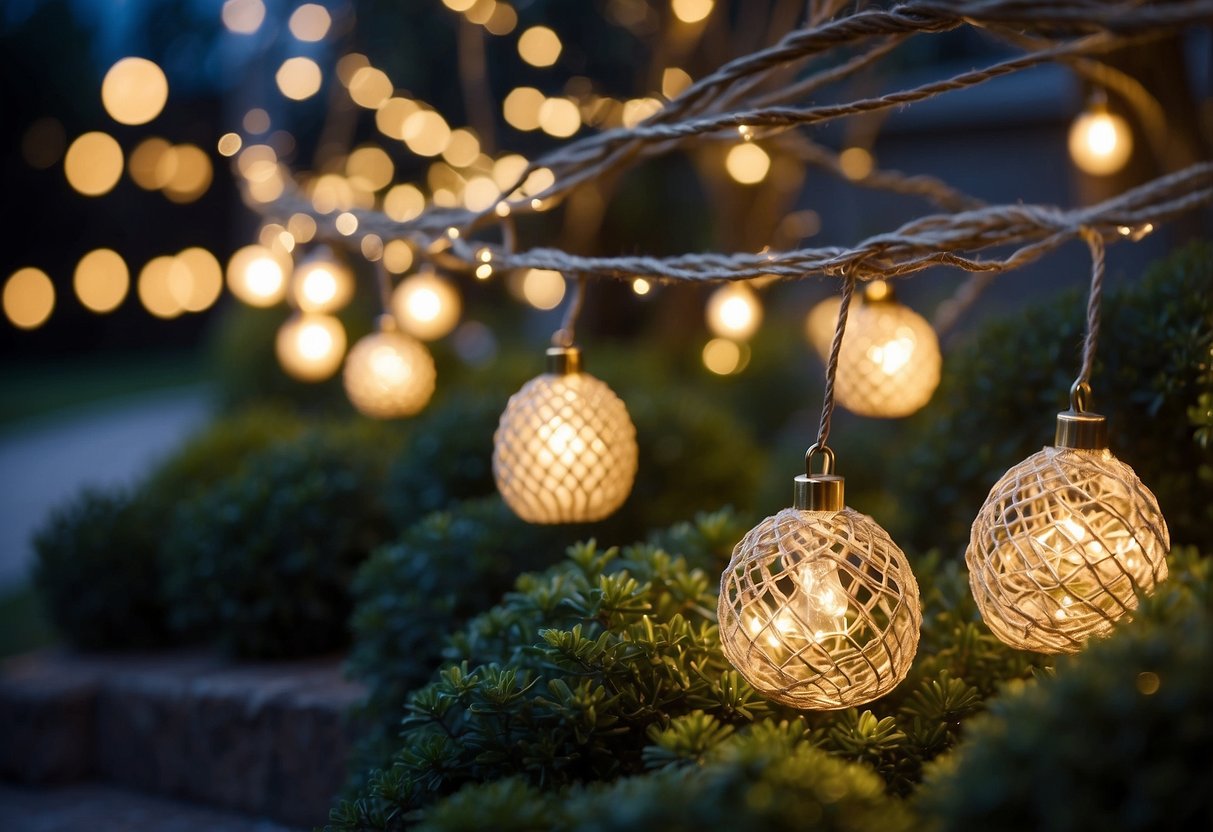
[706, 282, 762, 341]
[817, 280, 941, 418]
[227, 244, 290, 308]
[966, 382, 1169, 653]
[390, 269, 461, 340]
[1068, 94, 1133, 176]
[719, 445, 921, 709]
[343, 314, 436, 418]
[292, 247, 354, 314]
[275, 312, 347, 381]
[493, 345, 638, 524]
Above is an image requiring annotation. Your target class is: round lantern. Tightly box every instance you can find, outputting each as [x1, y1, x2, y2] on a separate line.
[967, 397, 1169, 653]
[342, 317, 436, 418]
[493, 346, 638, 524]
[275, 312, 346, 381]
[719, 451, 921, 709]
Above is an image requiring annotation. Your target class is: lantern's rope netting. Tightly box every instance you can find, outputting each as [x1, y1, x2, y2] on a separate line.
[966, 446, 1170, 654]
[252, 0, 1213, 292]
[719, 507, 922, 709]
[492, 373, 638, 524]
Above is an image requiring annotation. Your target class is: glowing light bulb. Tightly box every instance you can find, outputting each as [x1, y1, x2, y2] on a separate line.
[814, 282, 941, 418]
[292, 255, 353, 313]
[494, 347, 638, 524]
[276, 313, 346, 381]
[343, 327, 436, 418]
[390, 271, 461, 340]
[719, 473, 921, 710]
[968, 416, 1169, 653]
[706, 283, 762, 341]
[227, 245, 290, 307]
[1068, 107, 1132, 176]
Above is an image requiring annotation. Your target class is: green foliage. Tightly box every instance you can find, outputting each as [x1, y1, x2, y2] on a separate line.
[918, 547, 1213, 832]
[160, 423, 402, 657]
[895, 242, 1213, 554]
[33, 488, 169, 649]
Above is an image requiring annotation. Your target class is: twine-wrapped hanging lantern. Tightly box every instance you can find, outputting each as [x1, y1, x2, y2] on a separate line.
[343, 315, 436, 418]
[966, 383, 1169, 653]
[494, 346, 638, 524]
[719, 446, 921, 709]
[809, 281, 941, 419]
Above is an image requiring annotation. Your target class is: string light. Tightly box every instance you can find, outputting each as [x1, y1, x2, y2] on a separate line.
[343, 316, 436, 418]
[3, 268, 55, 330]
[494, 346, 638, 524]
[967, 385, 1169, 653]
[101, 57, 168, 126]
[1069, 98, 1133, 176]
[276, 313, 347, 381]
[226, 245, 289, 307]
[292, 250, 354, 314]
[808, 281, 941, 418]
[390, 271, 461, 340]
[706, 282, 762, 341]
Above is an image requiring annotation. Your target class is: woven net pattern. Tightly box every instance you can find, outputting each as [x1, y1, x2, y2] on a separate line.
[832, 300, 941, 418]
[493, 372, 638, 524]
[966, 446, 1169, 654]
[719, 507, 921, 710]
[342, 331, 436, 419]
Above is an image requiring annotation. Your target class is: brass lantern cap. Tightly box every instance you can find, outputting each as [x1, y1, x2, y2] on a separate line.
[546, 346, 582, 375]
[794, 474, 845, 512]
[1055, 409, 1108, 450]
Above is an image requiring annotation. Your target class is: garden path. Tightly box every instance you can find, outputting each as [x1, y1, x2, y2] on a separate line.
[0, 387, 212, 591]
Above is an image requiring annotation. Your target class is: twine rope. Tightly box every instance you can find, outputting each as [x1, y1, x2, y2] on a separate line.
[551, 275, 587, 348]
[816, 273, 857, 454]
[1076, 228, 1107, 401]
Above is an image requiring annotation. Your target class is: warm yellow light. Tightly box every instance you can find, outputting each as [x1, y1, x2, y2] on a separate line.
[4, 268, 55, 330]
[376, 97, 419, 140]
[293, 257, 354, 313]
[661, 67, 693, 99]
[128, 137, 173, 190]
[222, 0, 265, 33]
[288, 213, 317, 243]
[276, 313, 347, 381]
[725, 142, 770, 185]
[403, 110, 451, 157]
[442, 0, 476, 11]
[346, 145, 394, 191]
[309, 173, 359, 213]
[172, 247, 223, 312]
[494, 367, 639, 524]
[968, 446, 1170, 653]
[839, 146, 873, 180]
[443, 128, 481, 167]
[538, 97, 581, 138]
[101, 57, 168, 126]
[161, 144, 212, 203]
[65, 132, 123, 196]
[226, 244, 288, 307]
[74, 249, 129, 313]
[632, 278, 651, 296]
[289, 3, 332, 41]
[335, 212, 359, 235]
[348, 66, 393, 109]
[1069, 109, 1133, 176]
[391, 272, 462, 340]
[343, 329, 436, 418]
[335, 52, 370, 85]
[621, 97, 663, 128]
[384, 184, 426, 222]
[382, 240, 415, 274]
[463, 176, 501, 212]
[276, 57, 323, 100]
[672, 0, 714, 24]
[517, 26, 561, 67]
[242, 107, 270, 134]
[706, 283, 762, 340]
[503, 87, 544, 131]
[217, 132, 242, 157]
[720, 507, 921, 709]
[702, 338, 750, 375]
[521, 268, 566, 310]
[138, 256, 185, 319]
[361, 234, 383, 261]
[485, 2, 518, 34]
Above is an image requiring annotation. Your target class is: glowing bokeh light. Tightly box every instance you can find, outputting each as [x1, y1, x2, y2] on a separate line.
[390, 272, 461, 340]
[222, 0, 266, 34]
[101, 57, 168, 126]
[348, 66, 393, 109]
[517, 26, 562, 67]
[289, 3, 332, 41]
[276, 313, 347, 381]
[74, 249, 129, 313]
[173, 247, 224, 312]
[521, 268, 566, 310]
[226, 245, 288, 307]
[725, 143, 770, 184]
[65, 132, 124, 196]
[503, 87, 544, 131]
[277, 57, 323, 100]
[672, 0, 714, 23]
[138, 256, 186, 319]
[383, 240, 415, 274]
[3, 268, 55, 330]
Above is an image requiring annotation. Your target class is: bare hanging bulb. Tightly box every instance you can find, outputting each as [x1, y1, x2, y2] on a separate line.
[719, 448, 921, 709]
[806, 282, 940, 418]
[1068, 96, 1133, 177]
[343, 315, 436, 418]
[292, 247, 354, 314]
[493, 346, 638, 524]
[275, 312, 346, 382]
[706, 282, 762, 341]
[390, 270, 461, 341]
[967, 386, 1169, 653]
